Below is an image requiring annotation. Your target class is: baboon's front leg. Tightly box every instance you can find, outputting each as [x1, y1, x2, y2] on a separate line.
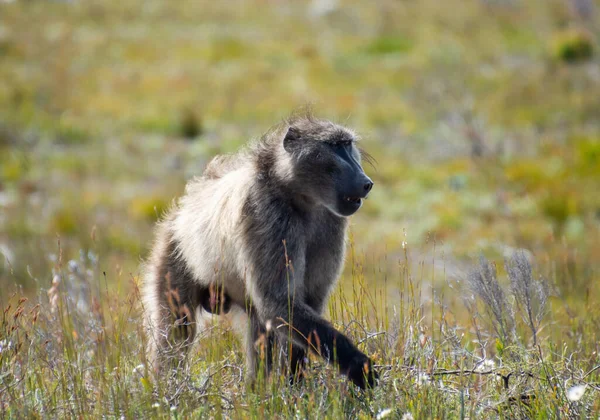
[260, 301, 378, 389]
[246, 307, 306, 385]
[246, 309, 275, 385]
[289, 345, 307, 384]
[242, 223, 377, 388]
[247, 325, 306, 385]
[285, 291, 330, 384]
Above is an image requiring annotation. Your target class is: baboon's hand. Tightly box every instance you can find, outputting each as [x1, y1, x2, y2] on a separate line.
[346, 355, 379, 390]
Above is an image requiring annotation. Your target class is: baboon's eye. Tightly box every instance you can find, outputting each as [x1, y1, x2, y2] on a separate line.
[332, 140, 352, 147]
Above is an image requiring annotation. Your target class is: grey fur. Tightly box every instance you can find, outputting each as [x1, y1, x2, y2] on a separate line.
[142, 112, 377, 388]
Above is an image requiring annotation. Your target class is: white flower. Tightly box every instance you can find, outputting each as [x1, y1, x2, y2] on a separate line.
[76, 299, 89, 314]
[170, 406, 177, 412]
[152, 403, 160, 408]
[0, 243, 14, 264]
[566, 384, 587, 402]
[475, 359, 495, 372]
[376, 408, 393, 419]
[415, 373, 430, 386]
[401, 414, 414, 420]
[132, 364, 145, 377]
[309, 0, 339, 18]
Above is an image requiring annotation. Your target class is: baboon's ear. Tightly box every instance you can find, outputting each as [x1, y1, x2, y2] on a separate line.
[283, 126, 301, 153]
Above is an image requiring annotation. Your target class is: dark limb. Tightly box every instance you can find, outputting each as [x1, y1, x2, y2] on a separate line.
[151, 272, 199, 373]
[289, 345, 307, 385]
[149, 241, 202, 373]
[260, 301, 378, 389]
[246, 308, 276, 386]
[245, 306, 307, 386]
[241, 208, 377, 388]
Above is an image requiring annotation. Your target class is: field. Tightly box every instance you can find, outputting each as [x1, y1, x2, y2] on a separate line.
[1, 0, 599, 418]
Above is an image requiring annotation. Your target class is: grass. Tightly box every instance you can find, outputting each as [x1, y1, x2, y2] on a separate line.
[2, 242, 599, 417]
[0, 0, 599, 417]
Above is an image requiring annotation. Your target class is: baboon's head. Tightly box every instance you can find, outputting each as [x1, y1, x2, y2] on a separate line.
[282, 119, 373, 217]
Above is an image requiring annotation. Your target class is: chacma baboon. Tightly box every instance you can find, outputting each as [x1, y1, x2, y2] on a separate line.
[142, 113, 377, 389]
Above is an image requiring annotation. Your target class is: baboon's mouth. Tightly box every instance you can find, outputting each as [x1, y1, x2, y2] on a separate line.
[344, 196, 362, 204]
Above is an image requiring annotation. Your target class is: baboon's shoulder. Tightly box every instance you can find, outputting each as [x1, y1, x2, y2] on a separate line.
[203, 154, 247, 179]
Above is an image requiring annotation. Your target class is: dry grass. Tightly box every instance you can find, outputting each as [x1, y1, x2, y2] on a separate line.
[1, 0, 599, 417]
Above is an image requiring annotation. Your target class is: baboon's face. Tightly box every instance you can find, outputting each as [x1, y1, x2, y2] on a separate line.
[284, 126, 373, 217]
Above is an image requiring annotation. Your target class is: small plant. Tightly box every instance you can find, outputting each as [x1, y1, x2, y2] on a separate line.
[364, 36, 413, 56]
[466, 255, 515, 346]
[551, 27, 594, 62]
[505, 250, 549, 346]
[178, 108, 203, 140]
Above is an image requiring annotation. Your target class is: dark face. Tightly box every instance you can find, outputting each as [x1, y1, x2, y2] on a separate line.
[327, 140, 374, 216]
[284, 126, 373, 217]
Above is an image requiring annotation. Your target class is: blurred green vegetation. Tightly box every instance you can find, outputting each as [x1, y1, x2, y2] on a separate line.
[0, 0, 599, 417]
[552, 27, 595, 61]
[1, 0, 599, 347]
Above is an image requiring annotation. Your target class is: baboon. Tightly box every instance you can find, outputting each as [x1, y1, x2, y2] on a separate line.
[142, 113, 377, 389]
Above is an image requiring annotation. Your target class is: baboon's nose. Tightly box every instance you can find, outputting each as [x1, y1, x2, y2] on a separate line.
[363, 180, 374, 194]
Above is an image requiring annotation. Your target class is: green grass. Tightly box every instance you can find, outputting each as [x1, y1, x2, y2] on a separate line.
[2, 243, 599, 418]
[0, 0, 599, 417]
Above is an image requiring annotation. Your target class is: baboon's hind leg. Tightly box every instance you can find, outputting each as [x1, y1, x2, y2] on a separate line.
[161, 277, 199, 370]
[147, 242, 201, 374]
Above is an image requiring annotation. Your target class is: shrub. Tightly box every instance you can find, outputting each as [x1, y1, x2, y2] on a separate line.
[551, 28, 594, 62]
[178, 108, 203, 139]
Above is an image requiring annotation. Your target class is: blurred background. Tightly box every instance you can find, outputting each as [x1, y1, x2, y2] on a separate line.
[2, 2, 600, 415]
[0, 0, 598, 302]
